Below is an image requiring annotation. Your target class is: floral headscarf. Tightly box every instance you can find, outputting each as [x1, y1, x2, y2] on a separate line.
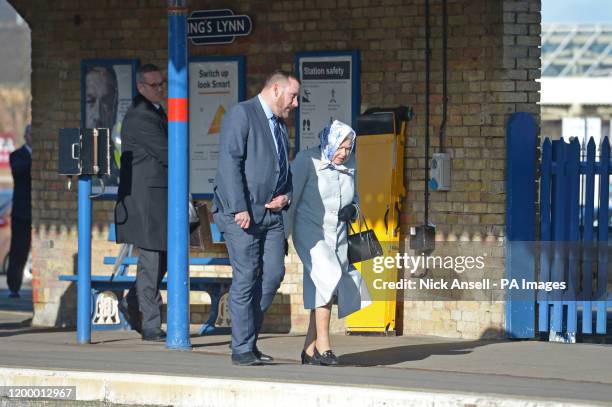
[318, 120, 356, 170]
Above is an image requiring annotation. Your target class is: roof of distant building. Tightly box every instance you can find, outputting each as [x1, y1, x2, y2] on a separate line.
[542, 23, 612, 77]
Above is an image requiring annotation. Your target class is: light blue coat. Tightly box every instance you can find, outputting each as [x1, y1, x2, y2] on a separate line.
[287, 147, 371, 318]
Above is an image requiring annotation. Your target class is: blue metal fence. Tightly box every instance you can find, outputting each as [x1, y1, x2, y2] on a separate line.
[506, 112, 611, 340]
[538, 136, 610, 340]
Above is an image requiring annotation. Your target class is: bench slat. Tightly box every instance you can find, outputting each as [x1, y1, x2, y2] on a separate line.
[103, 256, 231, 266]
[60, 275, 230, 283]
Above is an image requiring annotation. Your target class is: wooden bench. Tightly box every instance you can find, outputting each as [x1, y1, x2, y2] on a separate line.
[59, 203, 233, 335]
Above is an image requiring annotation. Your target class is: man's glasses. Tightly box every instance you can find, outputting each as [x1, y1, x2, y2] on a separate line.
[141, 80, 166, 89]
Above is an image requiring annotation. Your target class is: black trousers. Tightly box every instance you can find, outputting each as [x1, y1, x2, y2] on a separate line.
[6, 217, 31, 293]
[125, 248, 167, 332]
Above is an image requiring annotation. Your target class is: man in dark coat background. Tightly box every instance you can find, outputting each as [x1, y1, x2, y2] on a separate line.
[6, 124, 32, 298]
[114, 64, 168, 341]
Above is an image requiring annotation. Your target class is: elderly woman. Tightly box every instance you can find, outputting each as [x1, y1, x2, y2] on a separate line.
[287, 120, 371, 366]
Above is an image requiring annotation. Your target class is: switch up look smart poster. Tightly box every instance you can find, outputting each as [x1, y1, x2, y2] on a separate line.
[295, 51, 360, 152]
[189, 56, 245, 198]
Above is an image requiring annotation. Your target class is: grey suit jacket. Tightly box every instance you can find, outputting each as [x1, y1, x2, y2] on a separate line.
[213, 96, 292, 224]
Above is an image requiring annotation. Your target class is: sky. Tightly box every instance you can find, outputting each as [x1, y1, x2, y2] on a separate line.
[542, 0, 612, 23]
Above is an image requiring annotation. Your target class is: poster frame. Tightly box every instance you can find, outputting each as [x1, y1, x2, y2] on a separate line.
[294, 50, 360, 153]
[80, 58, 139, 199]
[188, 55, 246, 200]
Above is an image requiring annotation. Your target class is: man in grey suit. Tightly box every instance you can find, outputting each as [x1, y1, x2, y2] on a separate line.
[213, 70, 300, 365]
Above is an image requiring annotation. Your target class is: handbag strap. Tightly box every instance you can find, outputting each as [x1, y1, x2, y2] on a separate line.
[350, 203, 373, 234]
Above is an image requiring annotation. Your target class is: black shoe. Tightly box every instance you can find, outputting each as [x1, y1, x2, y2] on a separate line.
[8, 291, 20, 298]
[301, 350, 320, 365]
[118, 299, 141, 333]
[314, 348, 339, 366]
[253, 347, 274, 363]
[231, 351, 263, 366]
[141, 329, 166, 342]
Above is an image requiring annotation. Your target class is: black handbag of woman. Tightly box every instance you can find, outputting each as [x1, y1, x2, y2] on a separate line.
[345, 204, 383, 264]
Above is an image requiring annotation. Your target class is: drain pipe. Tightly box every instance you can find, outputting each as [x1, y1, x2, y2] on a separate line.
[424, 0, 431, 226]
[409, 0, 436, 258]
[439, 0, 448, 153]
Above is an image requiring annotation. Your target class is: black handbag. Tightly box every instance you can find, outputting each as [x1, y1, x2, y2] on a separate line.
[347, 205, 383, 264]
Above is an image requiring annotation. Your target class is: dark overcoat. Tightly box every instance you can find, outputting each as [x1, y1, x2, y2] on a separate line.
[9, 145, 31, 221]
[114, 94, 168, 251]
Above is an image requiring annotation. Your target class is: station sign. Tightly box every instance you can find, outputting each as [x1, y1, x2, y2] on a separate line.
[187, 9, 252, 45]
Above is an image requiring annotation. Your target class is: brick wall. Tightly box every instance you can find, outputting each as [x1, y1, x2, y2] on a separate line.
[9, 0, 541, 338]
[401, 0, 540, 339]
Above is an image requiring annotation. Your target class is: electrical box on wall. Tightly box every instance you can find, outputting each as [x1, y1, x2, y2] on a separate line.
[58, 128, 111, 176]
[409, 224, 436, 253]
[429, 152, 451, 191]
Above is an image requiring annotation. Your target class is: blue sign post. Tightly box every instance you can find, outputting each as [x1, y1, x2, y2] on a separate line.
[187, 9, 252, 45]
[76, 175, 92, 344]
[166, 0, 191, 350]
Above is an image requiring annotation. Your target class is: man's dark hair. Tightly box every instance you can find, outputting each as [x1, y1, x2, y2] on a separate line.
[263, 70, 300, 88]
[137, 63, 161, 83]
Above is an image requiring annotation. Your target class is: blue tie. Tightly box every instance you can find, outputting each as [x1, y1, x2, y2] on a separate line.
[272, 116, 288, 195]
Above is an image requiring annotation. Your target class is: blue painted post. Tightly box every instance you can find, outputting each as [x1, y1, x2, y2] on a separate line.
[166, 0, 191, 350]
[582, 138, 596, 334]
[77, 176, 92, 344]
[551, 140, 568, 334]
[566, 138, 580, 335]
[596, 137, 610, 334]
[505, 112, 537, 338]
[539, 139, 552, 334]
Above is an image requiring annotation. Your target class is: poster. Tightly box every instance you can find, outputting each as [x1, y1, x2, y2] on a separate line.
[189, 56, 245, 198]
[81, 59, 138, 197]
[295, 51, 360, 152]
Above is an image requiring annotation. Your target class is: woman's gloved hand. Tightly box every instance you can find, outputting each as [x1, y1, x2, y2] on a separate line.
[338, 203, 357, 222]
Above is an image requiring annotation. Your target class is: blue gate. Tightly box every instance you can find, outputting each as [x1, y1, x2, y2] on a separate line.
[506, 112, 611, 340]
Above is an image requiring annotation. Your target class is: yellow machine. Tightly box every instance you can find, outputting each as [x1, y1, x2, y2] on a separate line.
[346, 108, 409, 334]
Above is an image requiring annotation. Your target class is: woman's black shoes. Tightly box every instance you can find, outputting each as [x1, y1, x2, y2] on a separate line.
[314, 348, 339, 366]
[301, 348, 339, 366]
[301, 349, 320, 365]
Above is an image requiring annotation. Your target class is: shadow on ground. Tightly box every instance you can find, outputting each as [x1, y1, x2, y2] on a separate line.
[191, 333, 303, 349]
[0, 316, 72, 338]
[339, 328, 508, 366]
